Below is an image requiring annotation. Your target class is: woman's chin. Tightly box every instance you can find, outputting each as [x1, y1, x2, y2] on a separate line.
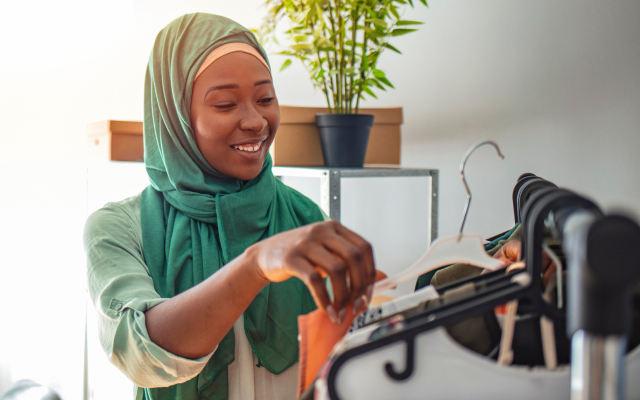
[223, 157, 266, 181]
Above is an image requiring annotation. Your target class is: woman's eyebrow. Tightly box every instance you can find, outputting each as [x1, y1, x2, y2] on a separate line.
[203, 80, 273, 100]
[204, 84, 240, 99]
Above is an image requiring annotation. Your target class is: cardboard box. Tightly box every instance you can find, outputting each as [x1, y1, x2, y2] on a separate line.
[272, 106, 403, 167]
[87, 120, 144, 162]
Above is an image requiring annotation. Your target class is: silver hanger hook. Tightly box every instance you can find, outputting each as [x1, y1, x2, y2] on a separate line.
[458, 140, 505, 240]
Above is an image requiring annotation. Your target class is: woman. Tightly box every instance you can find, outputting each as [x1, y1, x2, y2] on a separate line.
[84, 13, 376, 400]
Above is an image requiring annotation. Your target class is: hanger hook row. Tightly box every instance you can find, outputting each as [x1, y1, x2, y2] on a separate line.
[458, 140, 505, 240]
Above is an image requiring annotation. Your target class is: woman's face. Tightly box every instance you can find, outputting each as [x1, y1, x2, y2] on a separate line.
[190, 51, 279, 180]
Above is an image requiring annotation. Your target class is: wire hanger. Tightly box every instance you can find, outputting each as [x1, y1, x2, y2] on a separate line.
[458, 140, 505, 240]
[373, 140, 506, 295]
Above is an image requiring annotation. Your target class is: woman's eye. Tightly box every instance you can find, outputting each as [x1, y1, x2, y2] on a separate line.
[259, 97, 274, 105]
[214, 103, 235, 109]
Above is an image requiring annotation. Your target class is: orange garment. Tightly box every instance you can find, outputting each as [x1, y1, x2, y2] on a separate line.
[297, 270, 387, 396]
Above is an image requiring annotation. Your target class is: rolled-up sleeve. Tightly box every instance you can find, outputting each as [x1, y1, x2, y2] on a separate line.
[84, 200, 215, 388]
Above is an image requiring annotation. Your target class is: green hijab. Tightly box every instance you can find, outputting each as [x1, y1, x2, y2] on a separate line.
[140, 13, 323, 400]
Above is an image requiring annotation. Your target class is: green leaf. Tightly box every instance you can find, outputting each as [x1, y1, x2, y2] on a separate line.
[364, 18, 387, 28]
[419, 0, 428, 5]
[362, 54, 370, 69]
[394, 0, 407, 4]
[362, 26, 385, 37]
[372, 69, 386, 78]
[292, 9, 310, 24]
[315, 37, 328, 48]
[408, 0, 414, 6]
[396, 20, 424, 26]
[293, 35, 308, 42]
[291, 43, 315, 52]
[389, 5, 400, 19]
[316, 69, 325, 79]
[280, 59, 292, 71]
[312, 25, 322, 40]
[362, 85, 378, 98]
[383, 43, 402, 54]
[391, 28, 418, 36]
[369, 78, 386, 91]
[378, 76, 395, 88]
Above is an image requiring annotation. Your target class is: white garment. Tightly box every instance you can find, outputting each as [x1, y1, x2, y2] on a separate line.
[228, 316, 298, 400]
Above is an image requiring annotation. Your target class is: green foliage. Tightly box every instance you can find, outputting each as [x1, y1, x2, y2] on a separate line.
[255, 0, 428, 113]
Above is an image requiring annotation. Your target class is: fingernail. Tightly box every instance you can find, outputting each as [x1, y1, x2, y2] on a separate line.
[352, 297, 362, 315]
[338, 308, 346, 324]
[326, 305, 337, 324]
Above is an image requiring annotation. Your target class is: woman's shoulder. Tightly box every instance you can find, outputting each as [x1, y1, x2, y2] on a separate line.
[84, 193, 143, 245]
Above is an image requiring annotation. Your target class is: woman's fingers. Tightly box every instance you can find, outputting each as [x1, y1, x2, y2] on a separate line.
[334, 222, 376, 301]
[311, 222, 374, 313]
[302, 241, 350, 321]
[253, 220, 375, 324]
[284, 253, 334, 320]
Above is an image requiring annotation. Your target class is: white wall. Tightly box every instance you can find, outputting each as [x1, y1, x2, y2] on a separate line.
[260, 0, 640, 237]
[1, 0, 639, 398]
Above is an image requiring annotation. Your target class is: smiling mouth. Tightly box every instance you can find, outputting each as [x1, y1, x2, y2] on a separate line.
[233, 139, 265, 153]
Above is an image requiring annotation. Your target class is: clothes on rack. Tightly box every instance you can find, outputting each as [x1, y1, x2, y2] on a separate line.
[350, 286, 439, 332]
[414, 224, 520, 290]
[305, 273, 640, 399]
[429, 225, 523, 288]
[303, 175, 640, 400]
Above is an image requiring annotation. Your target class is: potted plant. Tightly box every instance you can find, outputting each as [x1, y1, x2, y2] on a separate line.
[256, 0, 428, 167]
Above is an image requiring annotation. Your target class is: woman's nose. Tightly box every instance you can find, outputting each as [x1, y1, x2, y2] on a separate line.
[239, 105, 267, 133]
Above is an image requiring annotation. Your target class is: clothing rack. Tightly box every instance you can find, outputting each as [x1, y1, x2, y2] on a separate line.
[322, 176, 640, 400]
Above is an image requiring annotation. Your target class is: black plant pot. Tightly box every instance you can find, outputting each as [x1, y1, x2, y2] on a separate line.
[315, 113, 374, 168]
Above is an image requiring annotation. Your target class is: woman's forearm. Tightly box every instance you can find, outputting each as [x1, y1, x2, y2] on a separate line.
[144, 247, 268, 359]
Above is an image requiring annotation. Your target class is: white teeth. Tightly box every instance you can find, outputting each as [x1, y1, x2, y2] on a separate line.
[234, 142, 262, 152]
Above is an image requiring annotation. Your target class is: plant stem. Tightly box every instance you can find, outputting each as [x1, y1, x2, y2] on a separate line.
[355, 20, 369, 114]
[317, 51, 332, 113]
[348, 5, 358, 113]
[338, 0, 345, 113]
[327, 3, 338, 113]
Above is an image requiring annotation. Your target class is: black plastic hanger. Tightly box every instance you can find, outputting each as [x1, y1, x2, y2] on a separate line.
[512, 173, 539, 222]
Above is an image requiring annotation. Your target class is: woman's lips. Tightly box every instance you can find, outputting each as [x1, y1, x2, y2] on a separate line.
[231, 139, 266, 160]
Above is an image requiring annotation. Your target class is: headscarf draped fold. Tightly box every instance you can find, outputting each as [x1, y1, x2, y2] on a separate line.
[140, 13, 323, 400]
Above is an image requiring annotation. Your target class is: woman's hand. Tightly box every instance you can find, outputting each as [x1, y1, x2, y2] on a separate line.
[246, 220, 376, 323]
[493, 240, 557, 286]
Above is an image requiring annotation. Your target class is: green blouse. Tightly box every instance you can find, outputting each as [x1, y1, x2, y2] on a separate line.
[84, 193, 330, 399]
